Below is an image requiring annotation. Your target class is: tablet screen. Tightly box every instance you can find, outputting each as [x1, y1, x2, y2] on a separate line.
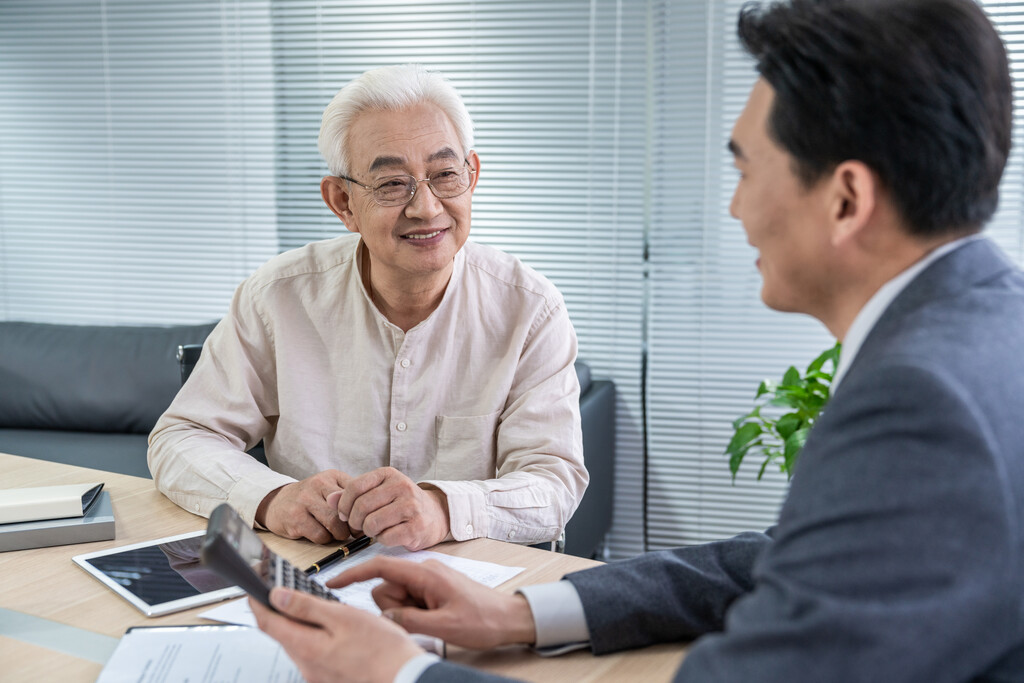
[74, 531, 243, 616]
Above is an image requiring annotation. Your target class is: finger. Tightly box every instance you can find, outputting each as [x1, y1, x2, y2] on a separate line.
[293, 511, 335, 545]
[326, 469, 352, 489]
[269, 586, 349, 630]
[289, 478, 349, 542]
[349, 475, 417, 532]
[336, 468, 392, 521]
[310, 502, 352, 541]
[383, 605, 450, 639]
[371, 580, 421, 611]
[272, 506, 330, 544]
[252, 592, 322, 648]
[373, 519, 423, 550]
[357, 495, 414, 539]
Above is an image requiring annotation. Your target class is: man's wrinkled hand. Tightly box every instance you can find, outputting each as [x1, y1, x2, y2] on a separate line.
[257, 470, 352, 544]
[329, 467, 450, 550]
[328, 556, 537, 650]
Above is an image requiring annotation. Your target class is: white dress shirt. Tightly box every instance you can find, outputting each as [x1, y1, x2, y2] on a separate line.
[148, 234, 588, 543]
[829, 235, 979, 393]
[504, 235, 981, 667]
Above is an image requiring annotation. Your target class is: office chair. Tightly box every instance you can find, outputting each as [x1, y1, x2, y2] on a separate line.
[177, 343, 267, 465]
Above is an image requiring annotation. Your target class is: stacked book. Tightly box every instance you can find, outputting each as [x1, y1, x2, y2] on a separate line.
[0, 482, 115, 552]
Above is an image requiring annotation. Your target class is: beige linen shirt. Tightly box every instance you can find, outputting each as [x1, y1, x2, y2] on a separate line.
[148, 234, 588, 544]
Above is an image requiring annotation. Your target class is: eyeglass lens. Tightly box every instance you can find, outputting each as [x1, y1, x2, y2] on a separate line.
[373, 166, 471, 206]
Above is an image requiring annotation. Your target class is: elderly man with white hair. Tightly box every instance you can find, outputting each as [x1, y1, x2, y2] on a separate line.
[148, 64, 588, 551]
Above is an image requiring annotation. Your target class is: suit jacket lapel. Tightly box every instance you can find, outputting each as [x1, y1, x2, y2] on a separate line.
[841, 237, 1015, 388]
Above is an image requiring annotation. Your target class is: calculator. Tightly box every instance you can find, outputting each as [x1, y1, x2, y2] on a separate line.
[200, 503, 339, 610]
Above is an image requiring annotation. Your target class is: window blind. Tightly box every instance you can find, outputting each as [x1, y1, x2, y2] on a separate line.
[4, 0, 1024, 558]
[0, 0, 279, 324]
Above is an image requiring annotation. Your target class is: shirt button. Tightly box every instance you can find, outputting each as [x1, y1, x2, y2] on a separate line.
[396, 422, 407, 432]
[194, 503, 200, 512]
[507, 530, 516, 539]
[400, 358, 411, 368]
[465, 524, 473, 535]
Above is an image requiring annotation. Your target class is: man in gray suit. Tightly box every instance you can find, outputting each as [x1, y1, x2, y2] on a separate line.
[249, 1, 1024, 681]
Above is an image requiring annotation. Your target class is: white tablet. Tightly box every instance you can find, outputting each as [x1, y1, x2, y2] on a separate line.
[73, 530, 244, 616]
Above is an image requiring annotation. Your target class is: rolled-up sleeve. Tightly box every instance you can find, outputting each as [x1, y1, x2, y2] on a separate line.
[148, 277, 292, 527]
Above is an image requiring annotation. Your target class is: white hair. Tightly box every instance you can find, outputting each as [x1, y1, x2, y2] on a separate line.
[317, 64, 475, 177]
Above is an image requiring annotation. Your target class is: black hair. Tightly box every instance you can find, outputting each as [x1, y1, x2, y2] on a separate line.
[737, 0, 1012, 237]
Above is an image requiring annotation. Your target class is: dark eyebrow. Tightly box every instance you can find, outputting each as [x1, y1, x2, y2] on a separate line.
[727, 139, 746, 161]
[428, 147, 461, 164]
[368, 155, 406, 173]
[367, 147, 461, 174]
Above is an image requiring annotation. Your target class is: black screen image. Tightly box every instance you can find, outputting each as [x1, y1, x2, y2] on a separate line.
[86, 535, 236, 605]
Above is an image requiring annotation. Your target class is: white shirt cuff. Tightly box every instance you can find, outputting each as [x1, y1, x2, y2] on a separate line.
[393, 652, 442, 683]
[517, 580, 590, 651]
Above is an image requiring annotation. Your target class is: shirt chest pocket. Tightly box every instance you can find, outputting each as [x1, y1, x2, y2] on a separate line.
[434, 410, 501, 480]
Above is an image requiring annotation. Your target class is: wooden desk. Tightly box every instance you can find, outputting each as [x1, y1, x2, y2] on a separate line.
[0, 453, 687, 681]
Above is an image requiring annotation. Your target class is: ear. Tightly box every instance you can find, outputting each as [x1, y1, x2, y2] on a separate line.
[466, 150, 481, 194]
[828, 161, 876, 248]
[321, 176, 359, 234]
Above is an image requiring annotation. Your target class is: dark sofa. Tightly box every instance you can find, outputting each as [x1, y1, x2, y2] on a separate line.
[0, 321, 614, 557]
[0, 321, 217, 478]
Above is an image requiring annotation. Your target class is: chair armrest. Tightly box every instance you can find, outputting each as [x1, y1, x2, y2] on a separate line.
[565, 378, 616, 558]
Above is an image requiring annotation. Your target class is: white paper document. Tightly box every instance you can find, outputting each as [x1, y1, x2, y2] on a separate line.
[200, 543, 524, 624]
[96, 625, 303, 683]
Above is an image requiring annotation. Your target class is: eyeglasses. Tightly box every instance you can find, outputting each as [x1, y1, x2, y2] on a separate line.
[339, 160, 476, 207]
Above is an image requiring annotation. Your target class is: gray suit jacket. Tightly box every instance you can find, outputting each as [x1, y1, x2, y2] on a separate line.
[422, 238, 1024, 682]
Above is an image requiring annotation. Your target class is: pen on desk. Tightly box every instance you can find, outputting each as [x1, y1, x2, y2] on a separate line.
[305, 535, 374, 574]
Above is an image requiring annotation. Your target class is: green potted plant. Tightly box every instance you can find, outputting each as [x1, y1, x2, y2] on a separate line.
[725, 342, 841, 481]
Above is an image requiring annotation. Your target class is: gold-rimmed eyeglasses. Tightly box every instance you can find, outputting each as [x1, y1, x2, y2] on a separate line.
[339, 159, 476, 207]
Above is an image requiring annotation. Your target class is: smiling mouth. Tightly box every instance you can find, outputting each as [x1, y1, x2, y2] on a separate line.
[402, 229, 446, 240]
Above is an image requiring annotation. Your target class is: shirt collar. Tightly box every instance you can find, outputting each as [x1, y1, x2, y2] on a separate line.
[829, 234, 981, 393]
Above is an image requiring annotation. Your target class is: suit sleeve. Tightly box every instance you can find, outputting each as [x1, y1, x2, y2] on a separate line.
[564, 531, 770, 653]
[676, 363, 1020, 682]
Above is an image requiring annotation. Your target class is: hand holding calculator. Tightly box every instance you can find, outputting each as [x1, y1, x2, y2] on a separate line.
[201, 502, 445, 656]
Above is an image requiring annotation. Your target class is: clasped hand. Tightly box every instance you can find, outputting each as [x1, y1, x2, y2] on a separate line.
[257, 466, 451, 549]
[331, 467, 450, 550]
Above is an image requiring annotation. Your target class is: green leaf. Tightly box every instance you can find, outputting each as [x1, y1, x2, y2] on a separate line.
[768, 395, 798, 409]
[802, 394, 826, 415]
[757, 457, 771, 480]
[783, 427, 810, 475]
[725, 422, 763, 456]
[729, 449, 746, 479]
[775, 413, 802, 440]
[725, 342, 838, 482]
[782, 366, 801, 386]
[729, 438, 764, 479]
[807, 341, 841, 374]
[724, 342, 835, 481]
